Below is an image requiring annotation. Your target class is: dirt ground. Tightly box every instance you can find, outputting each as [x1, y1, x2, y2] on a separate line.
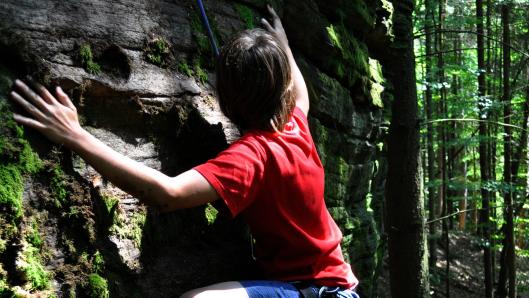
[377, 231, 529, 298]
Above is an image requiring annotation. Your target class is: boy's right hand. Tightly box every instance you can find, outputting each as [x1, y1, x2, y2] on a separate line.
[261, 5, 289, 51]
[10, 79, 85, 148]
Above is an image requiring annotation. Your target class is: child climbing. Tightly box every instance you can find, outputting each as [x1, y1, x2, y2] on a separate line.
[9, 5, 359, 298]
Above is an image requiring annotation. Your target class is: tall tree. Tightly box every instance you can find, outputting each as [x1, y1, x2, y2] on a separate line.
[385, 0, 429, 296]
[424, 0, 438, 269]
[501, 4, 516, 297]
[476, 0, 493, 296]
[437, 1, 450, 296]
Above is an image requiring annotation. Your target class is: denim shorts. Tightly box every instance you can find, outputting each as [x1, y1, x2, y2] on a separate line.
[239, 280, 360, 298]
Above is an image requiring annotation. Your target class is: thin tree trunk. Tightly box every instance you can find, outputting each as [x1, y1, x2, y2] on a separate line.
[459, 157, 467, 230]
[385, 0, 429, 296]
[472, 147, 479, 232]
[476, 0, 493, 296]
[438, 1, 450, 295]
[424, 0, 438, 270]
[501, 4, 516, 298]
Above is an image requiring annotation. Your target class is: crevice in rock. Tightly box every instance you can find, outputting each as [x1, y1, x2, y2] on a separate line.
[99, 45, 132, 81]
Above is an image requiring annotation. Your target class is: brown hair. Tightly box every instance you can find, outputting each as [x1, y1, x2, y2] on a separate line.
[216, 29, 294, 131]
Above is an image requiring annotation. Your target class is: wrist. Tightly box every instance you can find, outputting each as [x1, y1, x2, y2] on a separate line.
[64, 126, 92, 151]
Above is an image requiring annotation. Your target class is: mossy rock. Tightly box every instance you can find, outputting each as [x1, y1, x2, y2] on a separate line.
[18, 245, 51, 291]
[79, 44, 101, 75]
[144, 37, 173, 68]
[234, 3, 256, 29]
[86, 273, 109, 298]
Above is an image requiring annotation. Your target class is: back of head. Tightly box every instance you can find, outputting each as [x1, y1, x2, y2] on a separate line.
[216, 28, 294, 131]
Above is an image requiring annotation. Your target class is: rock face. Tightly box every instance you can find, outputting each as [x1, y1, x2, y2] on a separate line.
[0, 0, 392, 297]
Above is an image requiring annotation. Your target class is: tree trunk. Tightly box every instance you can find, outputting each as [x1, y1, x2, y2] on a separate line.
[437, 1, 451, 296]
[501, 5, 516, 297]
[476, 0, 493, 296]
[424, 0, 438, 270]
[385, 0, 429, 296]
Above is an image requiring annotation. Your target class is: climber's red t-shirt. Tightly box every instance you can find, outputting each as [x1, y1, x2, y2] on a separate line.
[194, 107, 358, 289]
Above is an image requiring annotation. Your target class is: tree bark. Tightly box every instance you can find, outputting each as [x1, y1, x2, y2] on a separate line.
[385, 0, 430, 296]
[437, 1, 451, 296]
[424, 0, 438, 270]
[476, 0, 493, 296]
[501, 5, 516, 298]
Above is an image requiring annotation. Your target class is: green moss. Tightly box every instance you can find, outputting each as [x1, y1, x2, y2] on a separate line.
[234, 4, 255, 29]
[0, 238, 6, 254]
[19, 246, 50, 291]
[370, 82, 384, 108]
[350, 0, 374, 27]
[80, 44, 101, 75]
[369, 58, 384, 84]
[193, 60, 208, 84]
[108, 206, 146, 248]
[92, 251, 105, 274]
[145, 37, 170, 67]
[327, 25, 342, 50]
[190, 14, 211, 54]
[381, 0, 394, 40]
[50, 166, 68, 208]
[129, 211, 146, 248]
[178, 62, 193, 77]
[87, 274, 109, 298]
[204, 203, 218, 225]
[368, 59, 385, 108]
[102, 195, 119, 222]
[190, 11, 220, 70]
[0, 165, 24, 219]
[0, 277, 14, 297]
[326, 23, 370, 87]
[26, 218, 43, 248]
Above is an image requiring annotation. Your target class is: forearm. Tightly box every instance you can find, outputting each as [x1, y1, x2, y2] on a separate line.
[284, 47, 309, 110]
[261, 6, 309, 114]
[68, 129, 174, 209]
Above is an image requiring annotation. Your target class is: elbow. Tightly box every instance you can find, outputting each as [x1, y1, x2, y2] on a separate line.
[139, 180, 183, 213]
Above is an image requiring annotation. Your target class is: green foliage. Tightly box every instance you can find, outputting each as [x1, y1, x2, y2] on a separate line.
[369, 58, 385, 108]
[190, 10, 220, 72]
[0, 277, 14, 297]
[193, 60, 208, 84]
[92, 251, 105, 274]
[87, 274, 109, 298]
[50, 165, 68, 208]
[380, 0, 394, 40]
[325, 24, 370, 87]
[234, 4, 255, 29]
[190, 14, 211, 55]
[178, 62, 193, 77]
[26, 218, 43, 248]
[107, 199, 146, 248]
[204, 203, 218, 225]
[177, 59, 208, 83]
[0, 102, 42, 221]
[19, 246, 50, 290]
[80, 44, 101, 75]
[129, 211, 146, 248]
[145, 37, 170, 67]
[345, 0, 374, 27]
[102, 195, 119, 222]
[0, 165, 24, 219]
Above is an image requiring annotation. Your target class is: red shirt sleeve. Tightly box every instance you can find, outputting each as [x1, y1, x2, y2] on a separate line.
[194, 138, 266, 217]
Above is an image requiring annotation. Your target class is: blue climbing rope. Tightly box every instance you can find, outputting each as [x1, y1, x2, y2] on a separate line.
[196, 0, 220, 57]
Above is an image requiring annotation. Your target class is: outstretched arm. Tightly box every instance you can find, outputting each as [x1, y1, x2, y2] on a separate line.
[9, 79, 219, 212]
[261, 5, 309, 116]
